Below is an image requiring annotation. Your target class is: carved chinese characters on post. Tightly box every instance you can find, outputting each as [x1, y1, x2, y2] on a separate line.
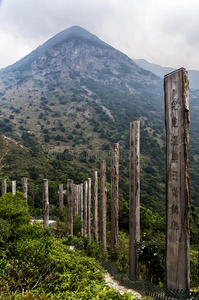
[164, 68, 190, 290]
[172, 153, 178, 162]
[129, 120, 140, 277]
[170, 98, 179, 233]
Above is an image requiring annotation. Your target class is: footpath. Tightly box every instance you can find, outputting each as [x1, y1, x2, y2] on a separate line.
[104, 272, 143, 299]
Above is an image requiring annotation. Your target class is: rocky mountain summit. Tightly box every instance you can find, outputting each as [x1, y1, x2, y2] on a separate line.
[0, 26, 164, 151]
[0, 26, 161, 92]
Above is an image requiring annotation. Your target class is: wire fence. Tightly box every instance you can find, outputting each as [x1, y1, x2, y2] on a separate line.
[99, 260, 199, 300]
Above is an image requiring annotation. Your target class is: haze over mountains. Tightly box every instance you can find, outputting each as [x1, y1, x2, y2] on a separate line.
[0, 25, 199, 211]
[134, 59, 199, 90]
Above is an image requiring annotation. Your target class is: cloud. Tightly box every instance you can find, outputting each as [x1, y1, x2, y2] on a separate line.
[0, 0, 199, 70]
[0, 0, 114, 40]
[0, 0, 117, 67]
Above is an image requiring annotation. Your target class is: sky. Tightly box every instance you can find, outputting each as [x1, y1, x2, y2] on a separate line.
[0, 0, 199, 71]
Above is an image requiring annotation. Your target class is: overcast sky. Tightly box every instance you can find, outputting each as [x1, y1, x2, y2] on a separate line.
[0, 0, 199, 71]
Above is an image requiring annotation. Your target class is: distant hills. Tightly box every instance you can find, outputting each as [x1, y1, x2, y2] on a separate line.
[0, 25, 199, 212]
[134, 59, 199, 90]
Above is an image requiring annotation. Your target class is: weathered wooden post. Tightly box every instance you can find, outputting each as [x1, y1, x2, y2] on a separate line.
[12, 180, 16, 195]
[83, 180, 88, 237]
[87, 178, 91, 241]
[93, 171, 98, 243]
[73, 184, 77, 215]
[111, 143, 119, 249]
[59, 184, 63, 213]
[76, 185, 79, 215]
[67, 179, 74, 235]
[78, 185, 81, 216]
[129, 120, 140, 276]
[43, 179, 49, 227]
[80, 183, 84, 235]
[1, 179, 7, 196]
[100, 160, 107, 254]
[22, 177, 28, 201]
[164, 68, 190, 290]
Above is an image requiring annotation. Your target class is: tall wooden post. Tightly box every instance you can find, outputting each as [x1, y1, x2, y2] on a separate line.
[93, 171, 98, 243]
[88, 178, 91, 241]
[111, 143, 119, 249]
[76, 185, 79, 215]
[22, 177, 28, 201]
[73, 184, 77, 215]
[43, 179, 49, 227]
[80, 183, 84, 235]
[12, 180, 16, 195]
[83, 180, 88, 238]
[59, 184, 63, 213]
[2, 179, 7, 196]
[78, 185, 81, 216]
[164, 68, 190, 290]
[67, 179, 74, 235]
[100, 160, 107, 254]
[129, 120, 140, 276]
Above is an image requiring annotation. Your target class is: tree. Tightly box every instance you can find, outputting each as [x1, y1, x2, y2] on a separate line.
[0, 192, 30, 233]
[136, 239, 165, 284]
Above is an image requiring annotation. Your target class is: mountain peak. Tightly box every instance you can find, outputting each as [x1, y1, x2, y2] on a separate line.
[54, 25, 98, 40]
[1, 26, 112, 73]
[39, 25, 111, 51]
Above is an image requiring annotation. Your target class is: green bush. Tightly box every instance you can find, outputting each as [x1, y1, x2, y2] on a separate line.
[0, 192, 30, 234]
[0, 193, 135, 298]
[73, 214, 83, 236]
[190, 249, 199, 288]
[0, 218, 11, 247]
[136, 239, 165, 284]
[0, 234, 135, 299]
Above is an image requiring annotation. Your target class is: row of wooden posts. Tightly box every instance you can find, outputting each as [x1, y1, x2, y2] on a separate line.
[0, 68, 190, 291]
[0, 121, 140, 276]
[1, 177, 28, 199]
[0, 142, 123, 255]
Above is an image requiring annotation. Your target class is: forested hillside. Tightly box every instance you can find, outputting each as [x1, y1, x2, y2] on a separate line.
[0, 25, 199, 213]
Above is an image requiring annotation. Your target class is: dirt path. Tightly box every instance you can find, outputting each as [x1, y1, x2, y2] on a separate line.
[104, 272, 143, 299]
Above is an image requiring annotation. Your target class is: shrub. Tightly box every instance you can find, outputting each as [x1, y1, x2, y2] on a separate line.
[0, 192, 30, 233]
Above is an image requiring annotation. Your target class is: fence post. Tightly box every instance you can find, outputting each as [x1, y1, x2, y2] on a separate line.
[1, 179, 7, 196]
[83, 180, 88, 238]
[100, 160, 107, 254]
[22, 177, 28, 201]
[164, 68, 190, 290]
[67, 179, 74, 235]
[129, 120, 140, 276]
[12, 180, 16, 195]
[111, 143, 119, 249]
[59, 184, 63, 213]
[43, 179, 49, 227]
[93, 171, 98, 243]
